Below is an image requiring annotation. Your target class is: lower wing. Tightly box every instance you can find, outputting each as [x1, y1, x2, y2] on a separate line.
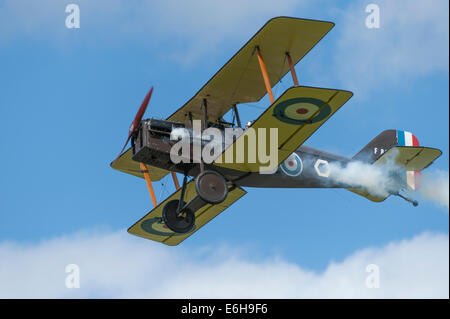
[128, 179, 247, 246]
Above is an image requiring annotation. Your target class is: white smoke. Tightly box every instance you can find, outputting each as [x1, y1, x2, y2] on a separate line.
[170, 127, 194, 142]
[419, 170, 449, 210]
[169, 125, 244, 164]
[170, 126, 243, 147]
[328, 160, 400, 198]
[327, 149, 403, 198]
[328, 157, 449, 210]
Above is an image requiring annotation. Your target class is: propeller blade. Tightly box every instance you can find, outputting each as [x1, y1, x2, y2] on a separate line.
[129, 86, 154, 136]
[113, 86, 154, 162]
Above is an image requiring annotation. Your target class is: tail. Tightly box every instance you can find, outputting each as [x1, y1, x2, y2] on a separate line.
[349, 130, 442, 203]
[353, 130, 421, 190]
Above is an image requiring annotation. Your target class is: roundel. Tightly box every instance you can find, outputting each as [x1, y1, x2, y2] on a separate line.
[273, 97, 331, 125]
[280, 153, 303, 176]
[141, 218, 195, 236]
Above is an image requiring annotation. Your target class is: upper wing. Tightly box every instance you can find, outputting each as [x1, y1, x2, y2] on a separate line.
[128, 180, 247, 246]
[167, 17, 334, 125]
[110, 148, 169, 181]
[213, 86, 353, 172]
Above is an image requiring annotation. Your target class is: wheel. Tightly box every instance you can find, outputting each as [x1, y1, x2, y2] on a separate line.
[195, 170, 228, 204]
[162, 200, 195, 233]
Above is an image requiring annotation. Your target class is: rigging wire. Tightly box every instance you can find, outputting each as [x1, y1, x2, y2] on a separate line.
[239, 53, 289, 113]
[239, 102, 267, 110]
[273, 55, 287, 99]
[158, 175, 170, 202]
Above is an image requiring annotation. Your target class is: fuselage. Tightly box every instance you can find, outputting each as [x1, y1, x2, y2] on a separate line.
[131, 118, 354, 189]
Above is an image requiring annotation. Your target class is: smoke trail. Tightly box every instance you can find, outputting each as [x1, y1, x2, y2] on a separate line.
[328, 154, 448, 210]
[170, 127, 195, 142]
[328, 160, 402, 198]
[419, 170, 449, 210]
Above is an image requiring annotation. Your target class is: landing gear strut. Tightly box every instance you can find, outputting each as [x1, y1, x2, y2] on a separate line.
[162, 98, 229, 233]
[162, 175, 195, 233]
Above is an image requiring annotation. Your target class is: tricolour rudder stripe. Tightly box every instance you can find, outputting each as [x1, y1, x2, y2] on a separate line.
[396, 130, 419, 147]
[397, 130, 405, 146]
[397, 130, 421, 190]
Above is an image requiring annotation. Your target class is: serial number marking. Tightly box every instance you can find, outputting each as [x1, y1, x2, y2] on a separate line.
[225, 303, 268, 314]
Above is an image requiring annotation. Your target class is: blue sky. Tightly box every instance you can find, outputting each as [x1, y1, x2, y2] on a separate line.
[0, 0, 448, 298]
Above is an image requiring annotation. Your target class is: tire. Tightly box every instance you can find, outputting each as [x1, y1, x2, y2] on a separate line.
[195, 170, 228, 204]
[162, 200, 195, 233]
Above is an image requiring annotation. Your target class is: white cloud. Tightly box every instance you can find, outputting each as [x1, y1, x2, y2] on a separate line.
[419, 170, 449, 210]
[0, 230, 448, 298]
[334, 0, 449, 95]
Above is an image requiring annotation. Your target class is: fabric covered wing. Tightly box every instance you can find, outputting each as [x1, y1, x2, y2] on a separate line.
[128, 180, 247, 246]
[110, 148, 169, 181]
[213, 86, 353, 172]
[166, 17, 334, 125]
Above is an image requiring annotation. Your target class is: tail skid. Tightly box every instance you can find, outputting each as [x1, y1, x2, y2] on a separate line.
[394, 192, 419, 207]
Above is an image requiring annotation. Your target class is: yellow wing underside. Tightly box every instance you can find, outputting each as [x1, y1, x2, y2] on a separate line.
[214, 86, 353, 172]
[128, 180, 247, 246]
[110, 148, 169, 181]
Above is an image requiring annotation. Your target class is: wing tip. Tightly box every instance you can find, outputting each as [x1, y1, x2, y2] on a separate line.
[267, 16, 335, 27]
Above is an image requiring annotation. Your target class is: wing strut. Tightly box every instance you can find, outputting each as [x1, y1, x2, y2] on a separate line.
[286, 52, 299, 86]
[232, 104, 242, 128]
[140, 163, 157, 207]
[256, 46, 274, 104]
[199, 99, 208, 173]
[171, 171, 180, 190]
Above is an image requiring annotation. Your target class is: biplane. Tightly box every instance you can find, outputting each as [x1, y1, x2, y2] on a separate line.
[111, 17, 442, 246]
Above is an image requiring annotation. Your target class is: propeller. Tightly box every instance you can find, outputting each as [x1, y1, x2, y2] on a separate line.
[113, 86, 154, 162]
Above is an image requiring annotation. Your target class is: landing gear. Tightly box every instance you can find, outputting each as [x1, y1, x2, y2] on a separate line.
[162, 170, 229, 233]
[162, 200, 195, 233]
[195, 170, 228, 204]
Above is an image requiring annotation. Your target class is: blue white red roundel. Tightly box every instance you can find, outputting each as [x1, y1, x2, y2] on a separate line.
[280, 153, 303, 176]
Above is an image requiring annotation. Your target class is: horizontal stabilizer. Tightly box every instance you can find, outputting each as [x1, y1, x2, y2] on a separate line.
[374, 146, 442, 171]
